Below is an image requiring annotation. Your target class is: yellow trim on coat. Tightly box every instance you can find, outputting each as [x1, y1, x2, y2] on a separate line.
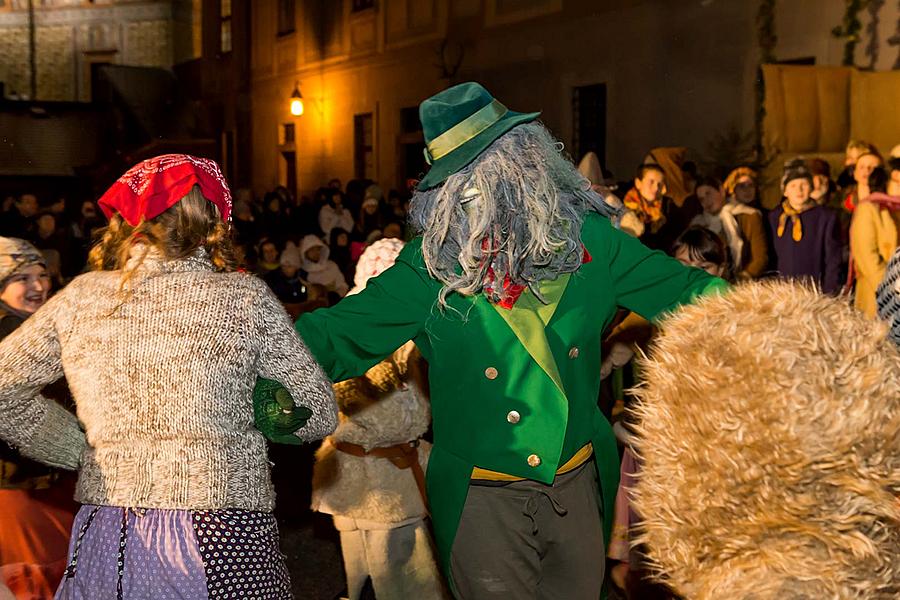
[471, 443, 594, 482]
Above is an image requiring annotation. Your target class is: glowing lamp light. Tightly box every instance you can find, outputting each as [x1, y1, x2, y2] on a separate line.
[290, 82, 304, 116]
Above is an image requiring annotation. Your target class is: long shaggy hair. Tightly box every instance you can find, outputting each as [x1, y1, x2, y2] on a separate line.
[409, 122, 616, 308]
[630, 281, 900, 599]
[89, 186, 236, 289]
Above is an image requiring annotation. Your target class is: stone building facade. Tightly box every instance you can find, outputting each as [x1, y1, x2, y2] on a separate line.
[0, 0, 199, 102]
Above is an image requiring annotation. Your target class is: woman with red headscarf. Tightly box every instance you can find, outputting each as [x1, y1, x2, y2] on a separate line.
[0, 155, 337, 599]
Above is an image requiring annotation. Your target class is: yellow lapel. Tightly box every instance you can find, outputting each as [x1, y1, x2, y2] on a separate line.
[490, 273, 570, 395]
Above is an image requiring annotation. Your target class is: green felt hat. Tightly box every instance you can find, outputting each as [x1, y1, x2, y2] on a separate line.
[417, 82, 540, 190]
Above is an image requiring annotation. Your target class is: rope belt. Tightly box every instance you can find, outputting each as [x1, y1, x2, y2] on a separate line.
[334, 439, 428, 508]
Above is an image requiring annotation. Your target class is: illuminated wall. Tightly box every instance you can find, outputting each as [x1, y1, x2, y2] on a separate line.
[250, 0, 894, 200]
[0, 0, 199, 102]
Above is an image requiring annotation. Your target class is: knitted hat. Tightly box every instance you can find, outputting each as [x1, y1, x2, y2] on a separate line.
[0, 237, 45, 289]
[279, 242, 302, 270]
[98, 154, 232, 226]
[348, 238, 405, 296]
[877, 247, 900, 345]
[781, 158, 814, 192]
[417, 82, 540, 190]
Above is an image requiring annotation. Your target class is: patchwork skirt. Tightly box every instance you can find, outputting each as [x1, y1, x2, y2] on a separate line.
[55, 505, 292, 600]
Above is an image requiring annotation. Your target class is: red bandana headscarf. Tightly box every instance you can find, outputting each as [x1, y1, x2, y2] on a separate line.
[98, 154, 232, 226]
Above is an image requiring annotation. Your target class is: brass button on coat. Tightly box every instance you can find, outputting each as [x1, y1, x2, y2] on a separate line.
[506, 410, 521, 424]
[568, 346, 580, 359]
[527, 454, 541, 468]
[484, 367, 499, 380]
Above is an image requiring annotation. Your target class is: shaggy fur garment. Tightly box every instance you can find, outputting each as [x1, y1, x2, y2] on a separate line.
[312, 343, 431, 524]
[631, 281, 900, 599]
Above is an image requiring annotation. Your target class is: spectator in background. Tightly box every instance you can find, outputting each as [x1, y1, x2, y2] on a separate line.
[836, 139, 877, 189]
[68, 200, 104, 276]
[355, 185, 386, 242]
[840, 150, 882, 214]
[319, 189, 355, 238]
[32, 213, 67, 258]
[0, 193, 38, 238]
[383, 222, 404, 241]
[625, 163, 698, 253]
[385, 189, 407, 222]
[807, 158, 835, 206]
[694, 173, 767, 280]
[329, 227, 354, 284]
[264, 242, 308, 305]
[260, 192, 290, 245]
[299, 234, 349, 299]
[623, 164, 667, 245]
[328, 178, 342, 191]
[888, 157, 900, 196]
[231, 199, 260, 248]
[289, 194, 321, 238]
[255, 238, 281, 276]
[0, 237, 76, 599]
[769, 159, 841, 294]
[849, 165, 900, 317]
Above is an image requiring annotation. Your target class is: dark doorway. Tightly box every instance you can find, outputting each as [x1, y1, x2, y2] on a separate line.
[354, 112, 374, 180]
[572, 83, 607, 167]
[281, 150, 296, 198]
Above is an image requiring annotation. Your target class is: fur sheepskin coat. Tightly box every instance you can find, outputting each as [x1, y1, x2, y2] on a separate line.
[631, 281, 900, 599]
[311, 341, 431, 527]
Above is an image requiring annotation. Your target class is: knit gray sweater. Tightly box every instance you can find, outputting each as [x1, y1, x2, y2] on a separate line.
[0, 248, 337, 512]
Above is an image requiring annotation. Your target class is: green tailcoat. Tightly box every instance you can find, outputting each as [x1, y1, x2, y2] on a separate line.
[296, 213, 726, 572]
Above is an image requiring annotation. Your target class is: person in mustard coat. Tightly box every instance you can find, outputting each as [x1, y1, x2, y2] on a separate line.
[258, 82, 726, 599]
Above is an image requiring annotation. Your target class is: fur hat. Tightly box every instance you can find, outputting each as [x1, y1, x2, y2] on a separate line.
[631, 281, 900, 599]
[781, 158, 814, 192]
[0, 237, 45, 289]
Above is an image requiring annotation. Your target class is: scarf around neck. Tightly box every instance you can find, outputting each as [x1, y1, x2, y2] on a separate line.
[777, 200, 814, 242]
[623, 188, 663, 224]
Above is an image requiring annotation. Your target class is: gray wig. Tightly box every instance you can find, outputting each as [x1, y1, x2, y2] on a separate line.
[409, 121, 621, 309]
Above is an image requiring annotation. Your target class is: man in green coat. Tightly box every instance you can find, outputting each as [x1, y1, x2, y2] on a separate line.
[262, 82, 726, 598]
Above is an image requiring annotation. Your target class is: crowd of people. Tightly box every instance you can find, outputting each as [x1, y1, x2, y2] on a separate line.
[0, 79, 899, 600]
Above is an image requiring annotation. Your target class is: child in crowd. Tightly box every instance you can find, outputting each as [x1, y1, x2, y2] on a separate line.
[769, 159, 842, 294]
[319, 189, 355, 238]
[255, 238, 281, 275]
[312, 239, 448, 600]
[807, 158, 835, 206]
[299, 234, 349, 298]
[264, 241, 308, 305]
[693, 173, 767, 280]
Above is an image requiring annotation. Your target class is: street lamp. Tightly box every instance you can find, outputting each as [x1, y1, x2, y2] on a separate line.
[290, 82, 304, 116]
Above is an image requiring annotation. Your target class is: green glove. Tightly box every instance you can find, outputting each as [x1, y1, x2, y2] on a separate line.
[253, 378, 313, 445]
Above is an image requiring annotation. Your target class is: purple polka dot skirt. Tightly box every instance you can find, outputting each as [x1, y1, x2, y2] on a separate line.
[54, 505, 292, 600]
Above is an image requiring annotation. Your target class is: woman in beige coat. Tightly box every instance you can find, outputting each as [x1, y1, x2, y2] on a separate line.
[850, 165, 900, 317]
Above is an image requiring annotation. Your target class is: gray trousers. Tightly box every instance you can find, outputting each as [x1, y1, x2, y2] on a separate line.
[449, 460, 605, 600]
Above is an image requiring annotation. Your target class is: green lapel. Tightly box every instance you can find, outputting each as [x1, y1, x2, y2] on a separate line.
[488, 273, 570, 394]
